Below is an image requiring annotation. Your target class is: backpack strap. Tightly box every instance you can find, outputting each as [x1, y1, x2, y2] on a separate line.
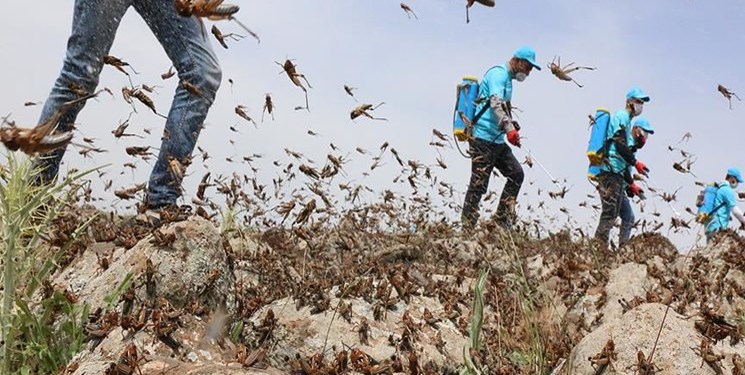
[471, 99, 490, 125]
[709, 202, 727, 216]
[708, 183, 728, 215]
[471, 65, 508, 126]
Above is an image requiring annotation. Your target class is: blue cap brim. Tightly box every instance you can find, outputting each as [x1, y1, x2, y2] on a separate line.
[727, 168, 744, 182]
[627, 87, 651, 102]
[730, 170, 744, 182]
[639, 124, 654, 134]
[633, 118, 653, 134]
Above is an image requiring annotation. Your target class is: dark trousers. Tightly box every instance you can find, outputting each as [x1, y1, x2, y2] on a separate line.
[462, 138, 524, 229]
[594, 172, 625, 244]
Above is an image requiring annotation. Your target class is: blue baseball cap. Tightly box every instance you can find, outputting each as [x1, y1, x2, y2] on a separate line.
[633, 118, 654, 134]
[514, 46, 541, 71]
[626, 86, 650, 102]
[727, 167, 744, 183]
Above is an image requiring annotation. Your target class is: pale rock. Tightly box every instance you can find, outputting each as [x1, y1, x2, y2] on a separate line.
[564, 303, 745, 375]
[247, 292, 469, 368]
[601, 263, 651, 324]
[53, 216, 236, 313]
[187, 352, 199, 362]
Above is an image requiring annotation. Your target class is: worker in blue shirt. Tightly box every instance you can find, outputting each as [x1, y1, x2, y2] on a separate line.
[462, 46, 541, 231]
[618, 117, 654, 247]
[593, 87, 651, 248]
[705, 168, 745, 241]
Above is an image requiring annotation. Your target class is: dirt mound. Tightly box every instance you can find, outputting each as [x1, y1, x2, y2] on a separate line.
[36, 206, 745, 374]
[50, 212, 483, 375]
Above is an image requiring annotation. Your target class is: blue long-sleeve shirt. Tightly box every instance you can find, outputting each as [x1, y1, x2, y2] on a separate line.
[472, 64, 512, 144]
[706, 181, 738, 234]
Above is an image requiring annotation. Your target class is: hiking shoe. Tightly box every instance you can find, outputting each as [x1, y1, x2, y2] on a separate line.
[137, 203, 193, 227]
[134, 208, 164, 228]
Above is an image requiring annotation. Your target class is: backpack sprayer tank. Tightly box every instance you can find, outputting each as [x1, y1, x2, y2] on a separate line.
[695, 182, 725, 224]
[586, 108, 611, 181]
[453, 76, 480, 142]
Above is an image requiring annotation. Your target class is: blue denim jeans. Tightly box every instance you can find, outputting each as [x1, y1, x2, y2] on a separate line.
[594, 172, 624, 245]
[33, 0, 222, 208]
[619, 195, 634, 246]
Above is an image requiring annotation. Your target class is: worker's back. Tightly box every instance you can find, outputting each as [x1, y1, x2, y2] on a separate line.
[707, 181, 737, 233]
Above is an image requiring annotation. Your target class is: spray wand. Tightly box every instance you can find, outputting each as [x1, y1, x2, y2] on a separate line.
[523, 146, 564, 191]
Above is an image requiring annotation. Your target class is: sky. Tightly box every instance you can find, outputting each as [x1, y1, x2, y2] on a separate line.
[2, 0, 745, 252]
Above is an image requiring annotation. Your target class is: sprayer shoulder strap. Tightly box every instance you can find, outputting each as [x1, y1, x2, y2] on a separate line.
[708, 184, 728, 214]
[471, 100, 490, 125]
[471, 65, 507, 125]
[710, 202, 726, 216]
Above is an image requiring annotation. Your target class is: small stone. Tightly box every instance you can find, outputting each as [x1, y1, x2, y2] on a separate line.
[186, 351, 198, 362]
[198, 350, 212, 361]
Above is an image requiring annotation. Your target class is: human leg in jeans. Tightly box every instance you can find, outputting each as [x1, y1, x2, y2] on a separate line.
[492, 143, 524, 229]
[594, 172, 624, 245]
[618, 195, 634, 246]
[32, 0, 133, 184]
[134, 0, 222, 208]
[462, 138, 498, 229]
[31, 0, 222, 210]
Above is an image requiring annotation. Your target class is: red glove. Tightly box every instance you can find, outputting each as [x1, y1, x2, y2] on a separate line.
[628, 183, 642, 197]
[506, 129, 521, 147]
[635, 160, 649, 176]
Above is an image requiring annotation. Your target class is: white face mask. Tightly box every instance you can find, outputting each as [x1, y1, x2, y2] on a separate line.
[731, 181, 739, 189]
[515, 72, 527, 82]
[632, 102, 644, 116]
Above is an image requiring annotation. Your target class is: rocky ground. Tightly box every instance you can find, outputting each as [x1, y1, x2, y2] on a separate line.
[40, 206, 745, 374]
